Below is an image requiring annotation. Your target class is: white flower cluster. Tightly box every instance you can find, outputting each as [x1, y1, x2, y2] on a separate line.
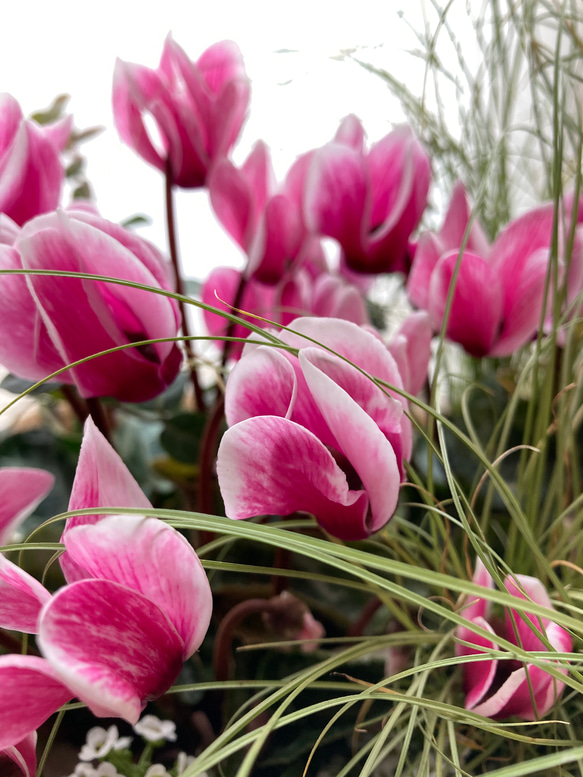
[65, 716, 197, 777]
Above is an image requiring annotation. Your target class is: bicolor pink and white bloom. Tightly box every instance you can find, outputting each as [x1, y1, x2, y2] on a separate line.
[113, 36, 249, 188]
[0, 514, 212, 743]
[0, 94, 71, 226]
[456, 559, 572, 720]
[0, 208, 182, 401]
[39, 513, 213, 723]
[217, 317, 411, 540]
[0, 418, 212, 747]
[407, 184, 583, 356]
[304, 115, 431, 274]
[209, 142, 319, 284]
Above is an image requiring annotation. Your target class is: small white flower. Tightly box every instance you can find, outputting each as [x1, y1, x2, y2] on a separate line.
[93, 765, 122, 777]
[133, 715, 177, 743]
[69, 765, 96, 777]
[144, 766, 171, 777]
[175, 752, 197, 775]
[79, 725, 121, 761]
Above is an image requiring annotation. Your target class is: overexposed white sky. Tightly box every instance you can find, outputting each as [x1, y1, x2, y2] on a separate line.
[0, 0, 442, 279]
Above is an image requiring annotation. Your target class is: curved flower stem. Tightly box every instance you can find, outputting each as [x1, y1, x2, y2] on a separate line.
[196, 394, 225, 544]
[165, 159, 205, 413]
[348, 597, 382, 637]
[213, 598, 276, 682]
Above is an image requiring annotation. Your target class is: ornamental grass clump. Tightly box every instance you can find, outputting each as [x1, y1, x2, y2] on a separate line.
[1, 3, 583, 776]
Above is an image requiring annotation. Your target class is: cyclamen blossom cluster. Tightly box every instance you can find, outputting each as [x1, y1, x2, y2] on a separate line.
[0, 419, 212, 772]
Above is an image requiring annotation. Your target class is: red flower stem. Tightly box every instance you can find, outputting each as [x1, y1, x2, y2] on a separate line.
[196, 394, 225, 544]
[221, 272, 247, 367]
[348, 597, 382, 637]
[61, 384, 89, 426]
[213, 598, 276, 682]
[86, 397, 112, 443]
[165, 159, 205, 414]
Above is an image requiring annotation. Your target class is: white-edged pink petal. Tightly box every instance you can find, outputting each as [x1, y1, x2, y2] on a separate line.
[0, 555, 51, 633]
[63, 515, 212, 658]
[38, 579, 184, 723]
[62, 417, 151, 581]
[0, 654, 71, 750]
[300, 348, 401, 532]
[217, 415, 374, 540]
[304, 143, 368, 261]
[225, 346, 297, 426]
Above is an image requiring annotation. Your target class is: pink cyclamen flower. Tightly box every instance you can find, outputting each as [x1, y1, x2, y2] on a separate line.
[209, 142, 318, 284]
[0, 93, 71, 226]
[456, 559, 572, 720]
[217, 317, 410, 540]
[113, 36, 250, 188]
[304, 115, 431, 274]
[407, 184, 583, 357]
[0, 514, 212, 744]
[0, 208, 182, 401]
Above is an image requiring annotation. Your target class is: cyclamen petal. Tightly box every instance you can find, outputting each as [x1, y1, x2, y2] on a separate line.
[64, 515, 212, 658]
[0, 94, 66, 226]
[0, 732, 37, 777]
[0, 467, 54, 545]
[428, 250, 503, 357]
[0, 556, 51, 633]
[62, 417, 152, 582]
[38, 579, 184, 724]
[113, 37, 249, 188]
[0, 655, 71, 751]
[218, 415, 374, 540]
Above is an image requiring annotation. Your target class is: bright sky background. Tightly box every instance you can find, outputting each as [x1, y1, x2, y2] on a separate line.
[0, 0, 437, 279]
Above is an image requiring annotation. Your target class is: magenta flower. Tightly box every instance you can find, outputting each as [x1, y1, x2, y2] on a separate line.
[209, 143, 317, 284]
[0, 208, 182, 401]
[407, 185, 583, 356]
[39, 513, 213, 723]
[0, 94, 71, 226]
[113, 36, 250, 187]
[217, 317, 410, 540]
[407, 181, 489, 312]
[456, 559, 572, 720]
[304, 115, 431, 274]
